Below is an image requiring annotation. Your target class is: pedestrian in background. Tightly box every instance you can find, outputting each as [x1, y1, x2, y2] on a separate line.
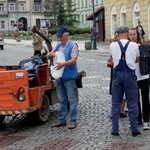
[136, 21, 145, 43]
[32, 29, 43, 56]
[109, 26, 140, 137]
[90, 24, 97, 49]
[47, 25, 79, 129]
[128, 27, 150, 130]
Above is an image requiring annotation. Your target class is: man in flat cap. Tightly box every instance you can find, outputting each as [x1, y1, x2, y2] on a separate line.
[108, 26, 140, 136]
[47, 25, 79, 129]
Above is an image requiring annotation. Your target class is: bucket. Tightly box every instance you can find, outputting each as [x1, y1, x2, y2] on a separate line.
[85, 41, 92, 50]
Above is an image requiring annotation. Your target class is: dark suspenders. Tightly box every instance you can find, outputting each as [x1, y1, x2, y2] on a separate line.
[117, 40, 130, 60]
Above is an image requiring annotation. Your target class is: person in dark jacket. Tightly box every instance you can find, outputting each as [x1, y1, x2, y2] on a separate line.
[136, 21, 145, 43]
[128, 27, 150, 130]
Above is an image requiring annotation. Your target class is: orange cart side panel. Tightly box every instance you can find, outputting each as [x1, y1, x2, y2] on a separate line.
[29, 87, 42, 107]
[0, 70, 31, 110]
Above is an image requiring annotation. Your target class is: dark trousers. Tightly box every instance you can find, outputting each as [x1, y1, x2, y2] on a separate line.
[137, 78, 150, 123]
[112, 71, 138, 133]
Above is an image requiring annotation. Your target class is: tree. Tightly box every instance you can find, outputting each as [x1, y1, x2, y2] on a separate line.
[44, 0, 78, 26]
[65, 0, 78, 26]
[57, 2, 66, 26]
[44, 0, 59, 26]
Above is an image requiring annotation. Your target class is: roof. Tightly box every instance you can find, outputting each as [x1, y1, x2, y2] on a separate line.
[86, 6, 104, 20]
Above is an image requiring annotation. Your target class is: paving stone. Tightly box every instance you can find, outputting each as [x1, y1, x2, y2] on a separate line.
[0, 43, 149, 150]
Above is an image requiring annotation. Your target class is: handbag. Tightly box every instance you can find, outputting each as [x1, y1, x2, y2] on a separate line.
[139, 44, 150, 75]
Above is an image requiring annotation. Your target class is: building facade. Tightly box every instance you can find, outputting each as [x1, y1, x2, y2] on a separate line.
[0, 0, 105, 32]
[73, 0, 104, 28]
[104, 0, 150, 42]
[0, 0, 48, 32]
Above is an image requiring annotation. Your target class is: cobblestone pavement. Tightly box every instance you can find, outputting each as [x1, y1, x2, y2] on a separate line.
[0, 41, 150, 150]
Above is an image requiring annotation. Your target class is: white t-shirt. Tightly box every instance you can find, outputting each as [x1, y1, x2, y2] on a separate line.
[109, 39, 139, 70]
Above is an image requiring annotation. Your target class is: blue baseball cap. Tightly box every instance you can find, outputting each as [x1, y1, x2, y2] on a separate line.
[56, 26, 69, 36]
[116, 26, 129, 34]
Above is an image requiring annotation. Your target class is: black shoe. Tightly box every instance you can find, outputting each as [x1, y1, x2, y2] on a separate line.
[111, 132, 119, 136]
[51, 121, 66, 127]
[120, 112, 127, 118]
[138, 121, 143, 125]
[132, 131, 141, 137]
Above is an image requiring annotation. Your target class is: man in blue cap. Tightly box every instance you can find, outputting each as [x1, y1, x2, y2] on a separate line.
[108, 26, 140, 136]
[47, 25, 79, 129]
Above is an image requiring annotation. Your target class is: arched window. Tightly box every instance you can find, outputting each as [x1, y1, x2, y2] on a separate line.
[120, 5, 126, 26]
[133, 2, 140, 27]
[111, 6, 117, 38]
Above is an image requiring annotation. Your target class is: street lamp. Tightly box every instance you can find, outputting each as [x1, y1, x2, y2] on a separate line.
[92, 0, 97, 49]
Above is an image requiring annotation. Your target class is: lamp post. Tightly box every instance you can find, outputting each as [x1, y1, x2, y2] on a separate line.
[92, 0, 97, 49]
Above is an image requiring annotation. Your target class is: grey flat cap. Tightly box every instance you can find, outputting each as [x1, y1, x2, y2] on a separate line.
[116, 26, 129, 34]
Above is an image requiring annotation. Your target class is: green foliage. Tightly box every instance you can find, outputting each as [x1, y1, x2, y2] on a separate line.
[44, 0, 59, 22]
[44, 0, 78, 26]
[48, 27, 57, 35]
[57, 2, 66, 26]
[48, 27, 90, 35]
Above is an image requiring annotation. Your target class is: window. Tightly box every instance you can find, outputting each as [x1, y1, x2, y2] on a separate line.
[34, 2, 40, 12]
[10, 20, 15, 29]
[120, 5, 126, 26]
[85, 14, 87, 20]
[96, 0, 98, 5]
[9, 3, 15, 11]
[0, 20, 5, 29]
[111, 6, 117, 38]
[133, 2, 140, 26]
[81, 0, 84, 8]
[85, 0, 87, 6]
[0, 3, 4, 11]
[36, 19, 41, 27]
[82, 15, 84, 22]
[78, 0, 80, 8]
[19, 3, 25, 11]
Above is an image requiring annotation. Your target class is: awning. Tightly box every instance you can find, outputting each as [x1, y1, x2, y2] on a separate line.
[34, 0, 42, 2]
[86, 6, 104, 20]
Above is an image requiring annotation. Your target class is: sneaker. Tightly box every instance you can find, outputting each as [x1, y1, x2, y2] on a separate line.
[138, 121, 143, 125]
[143, 122, 149, 130]
[67, 122, 77, 129]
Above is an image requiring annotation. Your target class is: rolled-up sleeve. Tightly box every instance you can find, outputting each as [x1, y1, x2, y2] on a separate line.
[71, 44, 79, 58]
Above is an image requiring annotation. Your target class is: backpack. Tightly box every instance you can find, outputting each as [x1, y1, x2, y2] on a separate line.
[139, 44, 150, 75]
[19, 57, 43, 79]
